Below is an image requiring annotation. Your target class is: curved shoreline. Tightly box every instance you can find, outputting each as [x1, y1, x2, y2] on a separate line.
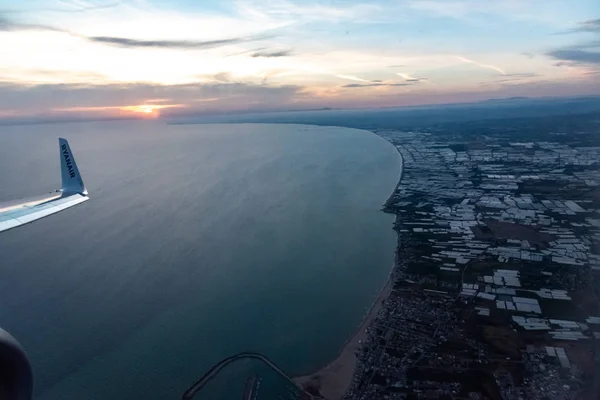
[293, 270, 394, 399]
[293, 132, 404, 399]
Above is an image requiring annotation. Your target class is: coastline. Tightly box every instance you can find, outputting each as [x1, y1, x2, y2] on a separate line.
[293, 271, 395, 399]
[294, 133, 404, 399]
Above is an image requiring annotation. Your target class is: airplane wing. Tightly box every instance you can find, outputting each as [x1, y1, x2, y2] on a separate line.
[0, 138, 89, 233]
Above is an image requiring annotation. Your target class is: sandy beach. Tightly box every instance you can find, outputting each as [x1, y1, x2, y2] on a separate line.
[293, 270, 394, 399]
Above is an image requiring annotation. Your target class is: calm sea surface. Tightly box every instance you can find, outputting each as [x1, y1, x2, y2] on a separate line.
[0, 121, 400, 399]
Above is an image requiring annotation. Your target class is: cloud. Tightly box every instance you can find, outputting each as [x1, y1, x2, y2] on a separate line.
[406, 0, 567, 26]
[0, 81, 304, 118]
[0, 14, 65, 32]
[455, 56, 506, 74]
[521, 52, 534, 58]
[1, 2, 119, 14]
[406, 0, 531, 22]
[480, 77, 542, 86]
[478, 72, 541, 87]
[547, 49, 600, 64]
[335, 74, 371, 82]
[566, 18, 600, 33]
[555, 40, 600, 52]
[553, 61, 574, 67]
[0, 13, 274, 52]
[578, 18, 600, 33]
[86, 34, 272, 50]
[144, 98, 174, 104]
[343, 83, 410, 88]
[408, 1, 474, 20]
[0, 68, 108, 83]
[212, 72, 233, 83]
[548, 18, 600, 65]
[225, 47, 264, 57]
[502, 72, 538, 77]
[260, 69, 292, 84]
[251, 49, 293, 57]
[397, 72, 427, 82]
[235, 0, 385, 25]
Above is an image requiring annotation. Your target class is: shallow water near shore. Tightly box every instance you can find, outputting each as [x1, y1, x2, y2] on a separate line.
[0, 121, 400, 399]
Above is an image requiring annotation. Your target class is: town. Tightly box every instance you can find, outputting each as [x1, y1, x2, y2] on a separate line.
[344, 112, 600, 400]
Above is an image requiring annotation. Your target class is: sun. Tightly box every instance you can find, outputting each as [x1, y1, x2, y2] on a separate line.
[121, 104, 160, 117]
[119, 103, 183, 118]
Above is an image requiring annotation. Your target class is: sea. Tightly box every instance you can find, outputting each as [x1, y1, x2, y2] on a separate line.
[0, 121, 401, 399]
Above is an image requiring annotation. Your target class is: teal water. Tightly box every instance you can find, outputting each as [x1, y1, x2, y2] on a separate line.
[0, 122, 400, 399]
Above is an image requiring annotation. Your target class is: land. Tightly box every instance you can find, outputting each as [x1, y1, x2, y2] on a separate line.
[296, 111, 600, 400]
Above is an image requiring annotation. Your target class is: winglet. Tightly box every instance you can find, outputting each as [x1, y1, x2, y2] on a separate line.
[59, 138, 87, 196]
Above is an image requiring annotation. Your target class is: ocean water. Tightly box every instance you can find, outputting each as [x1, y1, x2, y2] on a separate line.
[0, 121, 400, 399]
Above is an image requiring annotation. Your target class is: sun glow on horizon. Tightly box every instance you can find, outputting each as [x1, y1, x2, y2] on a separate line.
[122, 105, 160, 116]
[52, 103, 184, 118]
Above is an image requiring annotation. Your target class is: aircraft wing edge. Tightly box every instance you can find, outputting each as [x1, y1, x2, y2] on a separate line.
[0, 194, 89, 233]
[0, 138, 90, 234]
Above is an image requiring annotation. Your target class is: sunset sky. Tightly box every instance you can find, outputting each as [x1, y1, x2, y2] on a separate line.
[0, 0, 599, 119]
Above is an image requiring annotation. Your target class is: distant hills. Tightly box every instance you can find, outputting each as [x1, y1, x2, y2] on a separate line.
[171, 95, 600, 130]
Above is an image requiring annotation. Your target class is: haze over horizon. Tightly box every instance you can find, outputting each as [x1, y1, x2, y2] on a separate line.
[1, 0, 599, 120]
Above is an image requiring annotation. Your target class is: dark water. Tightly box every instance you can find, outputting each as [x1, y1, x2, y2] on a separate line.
[0, 121, 400, 399]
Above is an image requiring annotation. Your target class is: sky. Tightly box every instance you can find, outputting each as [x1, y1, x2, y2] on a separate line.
[0, 0, 599, 120]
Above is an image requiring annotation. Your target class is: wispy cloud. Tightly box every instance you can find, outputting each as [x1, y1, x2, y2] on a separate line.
[408, 1, 474, 20]
[547, 49, 600, 64]
[335, 74, 371, 82]
[86, 34, 273, 50]
[343, 83, 410, 88]
[1, 2, 119, 14]
[406, 0, 566, 25]
[562, 18, 600, 34]
[547, 19, 600, 65]
[482, 75, 539, 85]
[261, 69, 293, 84]
[553, 61, 574, 67]
[455, 55, 506, 75]
[477, 70, 541, 88]
[251, 49, 293, 57]
[0, 11, 277, 53]
[565, 40, 600, 50]
[235, 0, 384, 25]
[502, 72, 538, 78]
[0, 11, 278, 54]
[0, 14, 64, 32]
[0, 67, 107, 83]
[396, 72, 426, 82]
[212, 72, 233, 83]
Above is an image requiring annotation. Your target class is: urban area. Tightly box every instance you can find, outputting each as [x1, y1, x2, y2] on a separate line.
[342, 111, 600, 400]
